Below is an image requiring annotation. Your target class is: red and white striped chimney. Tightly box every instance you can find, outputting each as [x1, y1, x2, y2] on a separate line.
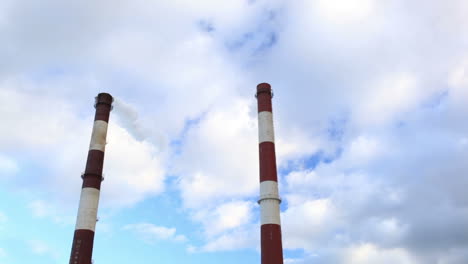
[69, 93, 113, 264]
[256, 83, 284, 264]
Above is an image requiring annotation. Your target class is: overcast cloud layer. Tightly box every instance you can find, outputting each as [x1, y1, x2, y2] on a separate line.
[1, 0, 467, 263]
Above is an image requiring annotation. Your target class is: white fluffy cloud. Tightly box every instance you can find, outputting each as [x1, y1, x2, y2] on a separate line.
[176, 98, 259, 208]
[194, 201, 256, 237]
[282, 199, 338, 251]
[28, 200, 73, 225]
[124, 223, 187, 243]
[102, 122, 166, 208]
[1, 0, 468, 262]
[28, 240, 60, 260]
[342, 243, 415, 264]
[314, 0, 375, 25]
[353, 72, 423, 126]
[197, 227, 258, 253]
[0, 84, 166, 210]
[0, 153, 18, 176]
[449, 58, 468, 111]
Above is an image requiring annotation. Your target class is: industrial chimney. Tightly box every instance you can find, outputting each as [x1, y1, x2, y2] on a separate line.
[256, 83, 284, 264]
[69, 93, 113, 264]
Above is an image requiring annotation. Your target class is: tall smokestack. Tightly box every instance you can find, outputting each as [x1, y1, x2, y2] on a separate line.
[69, 93, 113, 264]
[256, 83, 284, 264]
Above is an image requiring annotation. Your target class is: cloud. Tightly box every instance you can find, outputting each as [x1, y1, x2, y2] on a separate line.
[175, 98, 259, 208]
[28, 240, 60, 260]
[274, 64, 468, 259]
[284, 258, 304, 264]
[102, 122, 166, 208]
[28, 200, 73, 225]
[314, 0, 375, 24]
[449, 58, 468, 111]
[28, 200, 68, 224]
[193, 200, 256, 238]
[29, 240, 50, 255]
[278, 104, 468, 261]
[174, 93, 320, 212]
[0, 153, 18, 175]
[352, 72, 422, 126]
[1, 0, 468, 262]
[282, 199, 338, 251]
[197, 227, 258, 252]
[342, 243, 415, 264]
[0, 84, 166, 210]
[123, 223, 187, 243]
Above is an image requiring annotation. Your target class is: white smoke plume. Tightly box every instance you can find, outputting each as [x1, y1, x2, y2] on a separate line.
[112, 98, 168, 152]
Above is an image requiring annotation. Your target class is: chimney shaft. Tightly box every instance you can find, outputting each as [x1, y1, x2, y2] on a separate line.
[69, 93, 113, 264]
[256, 83, 284, 264]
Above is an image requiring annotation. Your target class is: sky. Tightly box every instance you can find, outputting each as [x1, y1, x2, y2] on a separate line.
[0, 0, 468, 263]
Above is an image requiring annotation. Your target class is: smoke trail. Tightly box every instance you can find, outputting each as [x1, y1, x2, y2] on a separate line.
[112, 98, 167, 152]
